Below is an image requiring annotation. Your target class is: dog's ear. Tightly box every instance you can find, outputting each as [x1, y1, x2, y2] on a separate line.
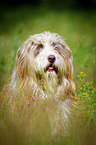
[15, 38, 33, 78]
[61, 43, 73, 79]
[63, 45, 75, 90]
[65, 45, 73, 78]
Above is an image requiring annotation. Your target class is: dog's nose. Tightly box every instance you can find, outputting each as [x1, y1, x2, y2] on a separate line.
[48, 55, 56, 63]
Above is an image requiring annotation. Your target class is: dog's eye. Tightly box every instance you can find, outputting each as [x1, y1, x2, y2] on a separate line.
[52, 43, 60, 53]
[54, 47, 61, 54]
[52, 42, 56, 47]
[54, 47, 59, 51]
[34, 44, 44, 57]
[36, 44, 43, 50]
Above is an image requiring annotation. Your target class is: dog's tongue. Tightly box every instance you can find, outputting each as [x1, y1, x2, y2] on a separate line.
[48, 66, 54, 71]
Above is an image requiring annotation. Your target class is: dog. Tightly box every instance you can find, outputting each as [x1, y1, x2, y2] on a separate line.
[0, 31, 75, 136]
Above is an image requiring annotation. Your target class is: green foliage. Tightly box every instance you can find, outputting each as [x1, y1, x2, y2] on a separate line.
[76, 72, 96, 117]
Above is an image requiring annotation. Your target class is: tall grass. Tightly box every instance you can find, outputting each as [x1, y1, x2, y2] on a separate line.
[0, 5, 96, 145]
[0, 72, 96, 145]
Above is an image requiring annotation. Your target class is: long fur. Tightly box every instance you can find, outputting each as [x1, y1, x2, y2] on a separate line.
[0, 31, 75, 136]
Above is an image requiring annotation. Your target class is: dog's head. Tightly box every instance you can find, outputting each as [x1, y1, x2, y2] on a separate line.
[15, 31, 74, 87]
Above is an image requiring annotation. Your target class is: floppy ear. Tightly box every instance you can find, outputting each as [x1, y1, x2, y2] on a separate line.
[61, 41, 75, 90]
[65, 46, 73, 80]
[60, 41, 73, 77]
[64, 45, 75, 90]
[15, 38, 33, 78]
[57, 35, 73, 79]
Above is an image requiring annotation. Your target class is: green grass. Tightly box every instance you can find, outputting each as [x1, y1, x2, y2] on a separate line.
[0, 5, 96, 145]
[0, 5, 96, 90]
[0, 72, 96, 145]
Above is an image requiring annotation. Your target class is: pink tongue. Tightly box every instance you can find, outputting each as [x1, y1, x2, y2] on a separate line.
[48, 67, 54, 71]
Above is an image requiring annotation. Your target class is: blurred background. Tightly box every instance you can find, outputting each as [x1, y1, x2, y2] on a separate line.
[0, 0, 96, 90]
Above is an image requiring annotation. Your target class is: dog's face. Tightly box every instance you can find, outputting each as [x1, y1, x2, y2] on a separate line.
[31, 33, 66, 80]
[16, 32, 73, 86]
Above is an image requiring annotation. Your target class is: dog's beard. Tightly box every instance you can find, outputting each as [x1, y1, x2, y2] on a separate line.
[44, 71, 59, 90]
[36, 70, 59, 98]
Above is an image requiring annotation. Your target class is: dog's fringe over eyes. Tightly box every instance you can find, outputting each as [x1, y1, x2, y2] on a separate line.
[0, 31, 76, 138]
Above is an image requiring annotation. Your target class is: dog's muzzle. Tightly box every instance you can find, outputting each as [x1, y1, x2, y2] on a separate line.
[45, 55, 58, 73]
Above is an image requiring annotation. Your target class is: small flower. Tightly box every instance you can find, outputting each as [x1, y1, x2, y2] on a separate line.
[84, 73, 86, 76]
[44, 96, 47, 101]
[93, 88, 95, 91]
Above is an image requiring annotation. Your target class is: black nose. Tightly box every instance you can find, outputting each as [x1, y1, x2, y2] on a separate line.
[48, 55, 56, 63]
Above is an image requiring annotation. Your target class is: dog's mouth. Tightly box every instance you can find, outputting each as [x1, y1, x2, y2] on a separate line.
[46, 64, 57, 73]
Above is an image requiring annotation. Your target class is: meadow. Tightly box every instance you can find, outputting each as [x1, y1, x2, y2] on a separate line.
[0, 4, 96, 145]
[0, 5, 96, 89]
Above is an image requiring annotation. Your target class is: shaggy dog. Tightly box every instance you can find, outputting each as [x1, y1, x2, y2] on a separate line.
[0, 31, 75, 136]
